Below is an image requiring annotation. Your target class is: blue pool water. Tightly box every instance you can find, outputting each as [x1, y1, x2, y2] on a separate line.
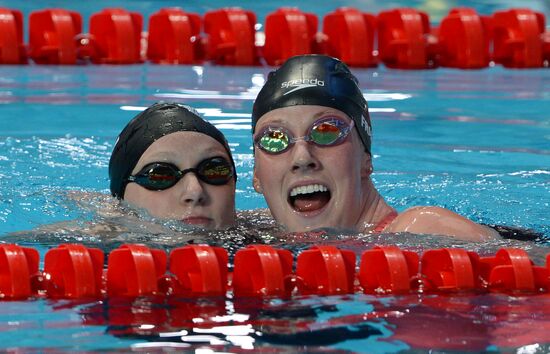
[1, 0, 550, 352]
[1, 65, 548, 237]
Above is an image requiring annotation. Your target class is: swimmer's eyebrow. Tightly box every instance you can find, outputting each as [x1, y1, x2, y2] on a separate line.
[200, 146, 228, 155]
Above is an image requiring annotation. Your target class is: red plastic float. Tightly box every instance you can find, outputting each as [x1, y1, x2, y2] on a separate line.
[421, 248, 481, 292]
[1, 243, 550, 300]
[106, 244, 166, 296]
[436, 8, 491, 68]
[1, 6, 548, 69]
[377, 8, 435, 69]
[0, 244, 39, 299]
[359, 246, 418, 294]
[147, 8, 202, 64]
[44, 244, 104, 298]
[203, 8, 258, 66]
[169, 244, 228, 296]
[296, 245, 355, 295]
[478, 248, 548, 292]
[492, 8, 546, 68]
[322, 7, 377, 67]
[263, 7, 319, 66]
[543, 29, 550, 64]
[233, 245, 293, 297]
[88, 8, 143, 64]
[0, 8, 26, 64]
[28, 9, 82, 65]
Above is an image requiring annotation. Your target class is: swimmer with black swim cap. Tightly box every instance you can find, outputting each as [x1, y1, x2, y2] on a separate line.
[252, 54, 500, 241]
[252, 54, 373, 155]
[109, 102, 236, 229]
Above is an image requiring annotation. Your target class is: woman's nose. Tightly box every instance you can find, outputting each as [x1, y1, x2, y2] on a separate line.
[177, 173, 207, 205]
[290, 140, 320, 172]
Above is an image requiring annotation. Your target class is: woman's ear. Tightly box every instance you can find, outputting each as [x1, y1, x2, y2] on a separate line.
[361, 153, 373, 178]
[253, 167, 263, 193]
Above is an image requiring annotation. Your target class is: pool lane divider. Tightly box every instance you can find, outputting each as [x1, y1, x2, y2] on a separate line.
[0, 7, 548, 68]
[1, 243, 549, 300]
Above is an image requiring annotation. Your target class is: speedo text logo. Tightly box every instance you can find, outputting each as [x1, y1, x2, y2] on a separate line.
[282, 78, 325, 95]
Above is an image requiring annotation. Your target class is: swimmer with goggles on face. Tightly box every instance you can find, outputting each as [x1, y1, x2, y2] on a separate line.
[109, 102, 236, 230]
[251, 54, 502, 242]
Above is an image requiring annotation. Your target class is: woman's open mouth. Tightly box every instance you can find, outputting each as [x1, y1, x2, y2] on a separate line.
[288, 184, 331, 213]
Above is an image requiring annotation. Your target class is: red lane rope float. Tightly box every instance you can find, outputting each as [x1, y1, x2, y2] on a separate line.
[263, 7, 319, 66]
[0, 8, 26, 64]
[436, 8, 491, 69]
[0, 244, 39, 299]
[377, 8, 435, 69]
[169, 244, 227, 296]
[44, 244, 103, 298]
[478, 248, 549, 292]
[322, 7, 377, 68]
[233, 245, 293, 297]
[28, 9, 82, 65]
[88, 8, 143, 64]
[203, 8, 258, 66]
[296, 246, 356, 295]
[359, 246, 418, 294]
[106, 244, 166, 296]
[420, 248, 481, 292]
[492, 8, 546, 68]
[146, 8, 202, 65]
[1, 243, 549, 300]
[0, 6, 548, 68]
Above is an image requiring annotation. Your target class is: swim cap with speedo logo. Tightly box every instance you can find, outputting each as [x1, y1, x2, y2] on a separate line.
[252, 54, 372, 154]
[109, 102, 236, 199]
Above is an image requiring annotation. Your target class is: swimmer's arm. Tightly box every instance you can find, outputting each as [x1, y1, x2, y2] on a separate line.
[385, 206, 499, 242]
[64, 190, 125, 218]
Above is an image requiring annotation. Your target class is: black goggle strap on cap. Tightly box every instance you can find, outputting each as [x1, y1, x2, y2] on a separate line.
[127, 157, 234, 190]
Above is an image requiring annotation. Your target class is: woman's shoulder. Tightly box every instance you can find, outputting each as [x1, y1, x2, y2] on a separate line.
[385, 206, 500, 242]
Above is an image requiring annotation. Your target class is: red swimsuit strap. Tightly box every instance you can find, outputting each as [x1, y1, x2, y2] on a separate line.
[373, 210, 398, 233]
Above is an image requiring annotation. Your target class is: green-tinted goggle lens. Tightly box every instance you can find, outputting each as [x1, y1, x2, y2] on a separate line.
[255, 117, 353, 154]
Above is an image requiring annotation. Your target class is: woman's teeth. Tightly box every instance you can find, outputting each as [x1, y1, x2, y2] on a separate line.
[290, 184, 328, 197]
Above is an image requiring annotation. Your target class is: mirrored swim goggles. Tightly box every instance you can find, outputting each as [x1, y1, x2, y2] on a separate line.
[254, 117, 354, 154]
[127, 157, 234, 191]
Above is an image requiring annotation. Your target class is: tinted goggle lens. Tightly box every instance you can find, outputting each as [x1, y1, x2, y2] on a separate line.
[134, 164, 179, 190]
[128, 157, 233, 191]
[310, 120, 345, 145]
[255, 118, 352, 154]
[258, 129, 290, 153]
[197, 157, 234, 185]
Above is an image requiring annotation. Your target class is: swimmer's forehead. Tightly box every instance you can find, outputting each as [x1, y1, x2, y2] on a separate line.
[258, 107, 352, 126]
[145, 145, 226, 159]
[135, 140, 229, 171]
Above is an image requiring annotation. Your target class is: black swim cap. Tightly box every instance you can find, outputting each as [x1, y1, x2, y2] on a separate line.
[252, 54, 372, 154]
[109, 102, 236, 199]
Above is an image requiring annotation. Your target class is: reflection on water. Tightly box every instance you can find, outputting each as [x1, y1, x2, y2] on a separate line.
[2, 291, 549, 352]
